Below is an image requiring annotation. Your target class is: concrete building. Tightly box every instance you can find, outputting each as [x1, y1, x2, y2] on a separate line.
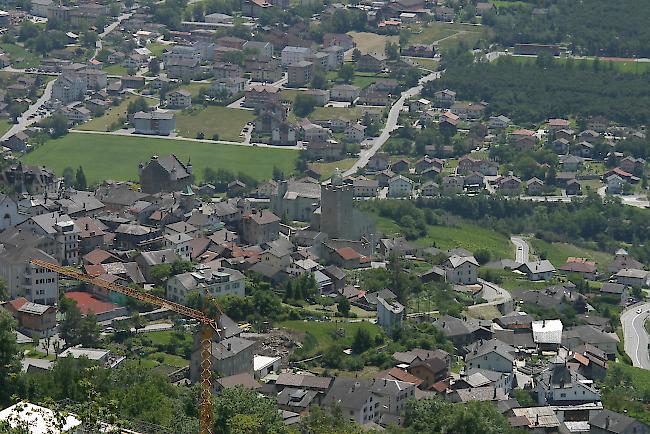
[287, 61, 314, 87]
[191, 336, 256, 381]
[18, 212, 78, 266]
[320, 176, 354, 240]
[271, 180, 320, 222]
[51, 75, 86, 104]
[0, 245, 58, 305]
[241, 209, 280, 245]
[243, 40, 274, 60]
[166, 89, 192, 109]
[133, 111, 176, 136]
[465, 338, 515, 373]
[377, 297, 404, 332]
[281, 46, 312, 66]
[442, 254, 479, 285]
[167, 263, 245, 304]
[387, 175, 414, 198]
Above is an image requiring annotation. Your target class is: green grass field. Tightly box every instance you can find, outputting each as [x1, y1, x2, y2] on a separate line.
[0, 119, 12, 137]
[146, 42, 168, 58]
[103, 64, 128, 75]
[175, 106, 255, 142]
[529, 238, 613, 271]
[310, 158, 357, 180]
[347, 31, 398, 55]
[407, 22, 486, 50]
[510, 55, 650, 74]
[0, 43, 40, 68]
[376, 216, 514, 259]
[23, 132, 299, 184]
[405, 57, 440, 71]
[77, 95, 157, 132]
[279, 320, 383, 359]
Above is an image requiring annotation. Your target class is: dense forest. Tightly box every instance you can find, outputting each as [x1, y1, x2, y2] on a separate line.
[484, 0, 650, 57]
[424, 55, 650, 125]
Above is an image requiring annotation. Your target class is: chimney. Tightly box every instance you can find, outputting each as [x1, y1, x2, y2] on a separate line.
[493, 388, 497, 399]
[536, 414, 539, 426]
[227, 343, 231, 351]
[161, 254, 166, 263]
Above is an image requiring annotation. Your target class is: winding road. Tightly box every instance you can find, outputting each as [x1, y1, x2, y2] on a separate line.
[621, 303, 650, 369]
[511, 236, 530, 263]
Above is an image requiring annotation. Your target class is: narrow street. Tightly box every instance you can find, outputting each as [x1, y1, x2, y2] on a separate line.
[511, 236, 530, 263]
[343, 71, 441, 177]
[1, 79, 55, 141]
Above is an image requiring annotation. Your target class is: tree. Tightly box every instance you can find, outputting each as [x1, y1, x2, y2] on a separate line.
[78, 312, 100, 347]
[0, 311, 21, 406]
[293, 94, 316, 118]
[404, 396, 518, 434]
[272, 166, 284, 181]
[149, 58, 160, 75]
[311, 69, 327, 90]
[63, 166, 74, 187]
[337, 296, 351, 316]
[48, 113, 69, 138]
[351, 327, 372, 354]
[385, 42, 400, 61]
[212, 386, 287, 434]
[75, 166, 87, 190]
[299, 405, 365, 434]
[127, 97, 149, 114]
[81, 31, 98, 48]
[150, 264, 172, 285]
[338, 63, 354, 83]
[59, 300, 84, 347]
[474, 249, 491, 265]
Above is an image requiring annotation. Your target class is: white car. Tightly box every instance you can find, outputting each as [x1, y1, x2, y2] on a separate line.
[637, 309, 643, 314]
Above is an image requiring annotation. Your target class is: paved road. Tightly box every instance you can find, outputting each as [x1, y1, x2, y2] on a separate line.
[94, 13, 132, 58]
[477, 278, 512, 306]
[621, 303, 650, 369]
[1, 79, 55, 141]
[342, 71, 440, 177]
[511, 236, 530, 263]
[598, 186, 649, 209]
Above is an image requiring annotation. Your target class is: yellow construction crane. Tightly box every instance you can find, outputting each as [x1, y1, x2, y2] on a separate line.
[31, 259, 221, 434]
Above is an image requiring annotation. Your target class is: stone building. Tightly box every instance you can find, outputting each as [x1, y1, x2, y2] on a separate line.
[138, 155, 192, 194]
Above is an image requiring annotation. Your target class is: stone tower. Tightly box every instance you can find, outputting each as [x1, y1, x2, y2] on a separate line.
[320, 169, 355, 240]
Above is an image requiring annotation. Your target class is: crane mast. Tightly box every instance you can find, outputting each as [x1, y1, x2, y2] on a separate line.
[31, 259, 220, 434]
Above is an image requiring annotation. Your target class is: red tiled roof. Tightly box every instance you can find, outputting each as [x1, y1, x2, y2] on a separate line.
[431, 379, 450, 393]
[7, 297, 28, 311]
[83, 264, 106, 277]
[383, 367, 424, 386]
[336, 247, 361, 261]
[65, 292, 119, 315]
[83, 249, 118, 265]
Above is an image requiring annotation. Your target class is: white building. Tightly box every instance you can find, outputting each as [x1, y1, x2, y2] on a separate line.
[166, 89, 192, 109]
[167, 263, 245, 304]
[0, 194, 23, 231]
[281, 46, 312, 66]
[387, 175, 414, 198]
[18, 212, 79, 266]
[465, 339, 515, 373]
[162, 232, 193, 261]
[377, 297, 404, 332]
[0, 245, 59, 305]
[51, 75, 86, 104]
[442, 254, 479, 285]
[0, 402, 81, 433]
[133, 111, 176, 135]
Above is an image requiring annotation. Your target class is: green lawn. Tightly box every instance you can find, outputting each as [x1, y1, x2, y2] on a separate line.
[347, 31, 398, 55]
[405, 57, 440, 71]
[175, 106, 255, 142]
[178, 83, 210, 98]
[147, 352, 189, 368]
[0, 119, 11, 137]
[23, 132, 299, 184]
[77, 95, 157, 132]
[351, 72, 389, 89]
[528, 238, 613, 272]
[103, 64, 128, 75]
[146, 42, 168, 58]
[0, 43, 40, 68]
[144, 330, 191, 346]
[408, 23, 461, 44]
[310, 158, 357, 180]
[279, 320, 383, 359]
[376, 216, 514, 259]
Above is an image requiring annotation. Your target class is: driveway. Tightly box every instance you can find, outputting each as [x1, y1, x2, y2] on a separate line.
[621, 303, 650, 369]
[511, 236, 530, 263]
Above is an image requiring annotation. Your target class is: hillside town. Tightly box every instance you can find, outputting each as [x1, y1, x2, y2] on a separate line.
[0, 0, 650, 432]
